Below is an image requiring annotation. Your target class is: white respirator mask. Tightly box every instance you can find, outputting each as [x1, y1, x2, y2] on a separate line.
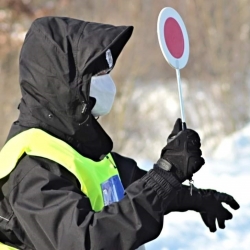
[89, 74, 116, 117]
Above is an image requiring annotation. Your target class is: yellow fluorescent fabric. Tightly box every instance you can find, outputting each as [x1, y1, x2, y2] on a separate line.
[0, 128, 120, 212]
[0, 242, 17, 250]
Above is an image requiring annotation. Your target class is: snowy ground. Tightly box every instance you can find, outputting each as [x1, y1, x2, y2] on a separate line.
[138, 123, 250, 250]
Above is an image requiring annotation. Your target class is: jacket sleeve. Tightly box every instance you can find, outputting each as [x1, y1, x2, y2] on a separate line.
[164, 185, 199, 214]
[7, 155, 180, 250]
[111, 153, 193, 216]
[111, 152, 147, 188]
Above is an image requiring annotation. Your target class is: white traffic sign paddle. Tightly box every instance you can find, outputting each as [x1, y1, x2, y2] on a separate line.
[157, 7, 189, 130]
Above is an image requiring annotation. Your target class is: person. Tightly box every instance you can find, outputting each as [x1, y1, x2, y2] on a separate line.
[0, 16, 238, 250]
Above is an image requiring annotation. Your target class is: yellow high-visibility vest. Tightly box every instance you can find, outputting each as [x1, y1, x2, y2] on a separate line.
[0, 128, 124, 249]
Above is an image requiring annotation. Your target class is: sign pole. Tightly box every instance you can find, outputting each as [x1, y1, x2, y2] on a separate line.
[175, 68, 186, 130]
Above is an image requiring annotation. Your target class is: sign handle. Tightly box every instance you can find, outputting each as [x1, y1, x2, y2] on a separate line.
[175, 69, 187, 130]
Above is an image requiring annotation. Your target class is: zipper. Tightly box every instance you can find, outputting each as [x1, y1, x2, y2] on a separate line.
[106, 155, 117, 168]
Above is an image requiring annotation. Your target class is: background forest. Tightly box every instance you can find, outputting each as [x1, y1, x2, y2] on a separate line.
[1, 0, 250, 161]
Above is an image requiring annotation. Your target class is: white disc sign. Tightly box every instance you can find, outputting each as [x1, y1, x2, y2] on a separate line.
[157, 7, 189, 69]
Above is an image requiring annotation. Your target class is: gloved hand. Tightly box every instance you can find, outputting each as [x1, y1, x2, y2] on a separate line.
[156, 118, 205, 182]
[196, 188, 240, 232]
[165, 185, 240, 232]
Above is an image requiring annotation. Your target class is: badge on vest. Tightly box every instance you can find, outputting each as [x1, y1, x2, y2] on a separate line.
[101, 175, 124, 206]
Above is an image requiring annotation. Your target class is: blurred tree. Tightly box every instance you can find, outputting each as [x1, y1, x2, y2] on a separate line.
[1, 0, 250, 159]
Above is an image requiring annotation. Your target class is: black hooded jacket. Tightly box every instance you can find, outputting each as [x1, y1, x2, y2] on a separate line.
[0, 17, 182, 250]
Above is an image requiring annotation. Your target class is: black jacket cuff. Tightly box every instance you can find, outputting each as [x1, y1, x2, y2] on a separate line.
[141, 166, 181, 200]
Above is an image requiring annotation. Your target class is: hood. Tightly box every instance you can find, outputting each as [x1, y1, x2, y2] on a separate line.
[17, 16, 133, 161]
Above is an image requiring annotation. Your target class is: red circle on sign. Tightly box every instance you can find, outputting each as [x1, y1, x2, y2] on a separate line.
[164, 17, 184, 59]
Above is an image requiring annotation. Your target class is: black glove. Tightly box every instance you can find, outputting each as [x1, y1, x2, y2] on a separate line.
[157, 118, 205, 182]
[165, 185, 240, 232]
[197, 188, 240, 232]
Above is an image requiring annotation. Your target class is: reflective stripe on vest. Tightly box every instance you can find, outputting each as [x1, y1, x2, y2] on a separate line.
[0, 129, 124, 249]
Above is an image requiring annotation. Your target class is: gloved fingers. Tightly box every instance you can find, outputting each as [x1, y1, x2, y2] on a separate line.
[186, 130, 201, 145]
[186, 130, 202, 154]
[217, 205, 233, 220]
[200, 213, 216, 232]
[187, 146, 202, 155]
[196, 156, 205, 166]
[188, 156, 205, 175]
[217, 206, 234, 229]
[217, 218, 226, 229]
[168, 118, 182, 139]
[208, 215, 217, 232]
[200, 213, 209, 228]
[203, 213, 217, 232]
[201, 212, 231, 232]
[216, 192, 240, 210]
